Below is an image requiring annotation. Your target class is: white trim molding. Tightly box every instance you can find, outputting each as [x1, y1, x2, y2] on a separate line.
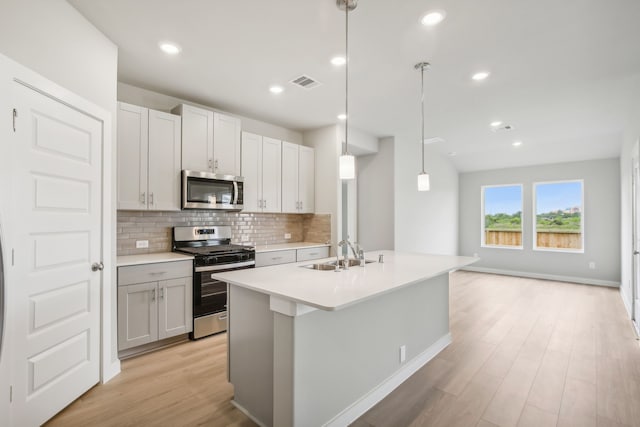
[462, 266, 619, 287]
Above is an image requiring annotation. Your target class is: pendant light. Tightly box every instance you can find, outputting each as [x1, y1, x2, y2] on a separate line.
[415, 61, 431, 191]
[338, 0, 356, 180]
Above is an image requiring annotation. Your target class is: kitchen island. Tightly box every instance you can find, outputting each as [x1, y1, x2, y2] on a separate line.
[212, 250, 477, 427]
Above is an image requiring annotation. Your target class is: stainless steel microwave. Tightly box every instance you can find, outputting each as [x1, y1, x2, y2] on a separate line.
[182, 170, 244, 211]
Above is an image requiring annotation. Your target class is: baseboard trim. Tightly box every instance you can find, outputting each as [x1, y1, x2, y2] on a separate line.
[231, 400, 268, 427]
[621, 286, 633, 318]
[102, 359, 121, 384]
[461, 266, 620, 288]
[325, 333, 452, 427]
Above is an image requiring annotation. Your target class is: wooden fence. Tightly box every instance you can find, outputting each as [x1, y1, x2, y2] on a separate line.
[485, 229, 582, 249]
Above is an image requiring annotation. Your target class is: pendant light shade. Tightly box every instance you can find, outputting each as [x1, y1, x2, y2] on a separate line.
[415, 61, 431, 192]
[417, 172, 430, 191]
[338, 0, 357, 180]
[339, 154, 355, 180]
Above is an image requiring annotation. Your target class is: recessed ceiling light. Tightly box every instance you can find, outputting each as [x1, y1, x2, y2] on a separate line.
[269, 85, 284, 94]
[512, 141, 523, 147]
[337, 114, 347, 120]
[490, 121, 503, 127]
[159, 42, 181, 55]
[421, 10, 446, 26]
[331, 56, 346, 66]
[472, 71, 490, 81]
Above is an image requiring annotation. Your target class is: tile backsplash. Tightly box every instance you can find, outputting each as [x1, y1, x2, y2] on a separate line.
[117, 210, 331, 256]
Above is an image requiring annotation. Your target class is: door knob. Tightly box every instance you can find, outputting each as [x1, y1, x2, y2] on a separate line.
[91, 262, 104, 272]
[634, 251, 640, 255]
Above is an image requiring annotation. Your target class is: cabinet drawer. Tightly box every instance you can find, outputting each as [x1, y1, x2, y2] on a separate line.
[296, 246, 329, 262]
[255, 250, 297, 267]
[118, 260, 192, 286]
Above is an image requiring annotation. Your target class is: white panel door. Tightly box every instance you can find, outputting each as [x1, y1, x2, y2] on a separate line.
[281, 142, 299, 213]
[262, 137, 282, 213]
[117, 102, 148, 209]
[180, 104, 213, 172]
[241, 132, 262, 212]
[11, 81, 102, 426]
[148, 109, 181, 211]
[298, 146, 315, 213]
[158, 277, 192, 340]
[213, 112, 241, 176]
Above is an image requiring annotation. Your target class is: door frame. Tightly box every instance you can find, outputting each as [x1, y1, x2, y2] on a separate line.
[632, 139, 640, 334]
[0, 53, 119, 407]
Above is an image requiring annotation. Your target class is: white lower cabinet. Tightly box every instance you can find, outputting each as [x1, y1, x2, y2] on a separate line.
[255, 246, 330, 267]
[117, 261, 192, 351]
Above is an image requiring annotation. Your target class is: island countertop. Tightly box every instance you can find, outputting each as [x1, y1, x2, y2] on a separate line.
[212, 250, 478, 311]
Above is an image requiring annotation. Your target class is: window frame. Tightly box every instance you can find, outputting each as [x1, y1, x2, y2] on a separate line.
[532, 179, 585, 253]
[480, 183, 524, 250]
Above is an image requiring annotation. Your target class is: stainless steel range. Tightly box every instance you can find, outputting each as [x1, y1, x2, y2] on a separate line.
[172, 225, 255, 339]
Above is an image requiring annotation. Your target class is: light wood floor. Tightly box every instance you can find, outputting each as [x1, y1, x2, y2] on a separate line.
[46, 272, 640, 427]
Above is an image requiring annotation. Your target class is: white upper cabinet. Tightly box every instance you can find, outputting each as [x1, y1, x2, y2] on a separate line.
[117, 102, 148, 210]
[173, 104, 241, 176]
[241, 132, 282, 212]
[213, 112, 241, 176]
[173, 104, 213, 172]
[117, 102, 181, 211]
[282, 142, 315, 214]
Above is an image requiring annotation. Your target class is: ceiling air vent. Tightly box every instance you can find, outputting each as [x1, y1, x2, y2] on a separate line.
[491, 124, 514, 133]
[290, 75, 322, 90]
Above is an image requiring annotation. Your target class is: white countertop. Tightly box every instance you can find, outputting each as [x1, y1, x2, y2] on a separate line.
[255, 242, 330, 253]
[117, 252, 194, 267]
[212, 250, 478, 311]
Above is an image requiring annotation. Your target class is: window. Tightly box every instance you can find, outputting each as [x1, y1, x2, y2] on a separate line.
[533, 180, 583, 252]
[482, 184, 523, 248]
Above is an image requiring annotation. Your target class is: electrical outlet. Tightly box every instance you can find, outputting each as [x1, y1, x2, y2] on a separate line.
[241, 235, 249, 242]
[284, 233, 292, 239]
[589, 261, 596, 269]
[136, 240, 149, 249]
[399, 345, 406, 363]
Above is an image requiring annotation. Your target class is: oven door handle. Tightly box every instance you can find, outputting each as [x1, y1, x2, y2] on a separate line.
[195, 260, 255, 272]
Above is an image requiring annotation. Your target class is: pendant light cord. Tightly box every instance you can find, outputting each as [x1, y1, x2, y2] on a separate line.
[421, 65, 425, 174]
[344, 1, 349, 156]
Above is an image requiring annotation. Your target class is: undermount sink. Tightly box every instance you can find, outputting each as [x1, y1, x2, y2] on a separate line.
[301, 263, 338, 271]
[301, 259, 376, 271]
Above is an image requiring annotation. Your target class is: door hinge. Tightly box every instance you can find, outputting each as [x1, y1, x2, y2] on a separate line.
[12, 108, 17, 132]
[11, 249, 14, 266]
[9, 385, 12, 403]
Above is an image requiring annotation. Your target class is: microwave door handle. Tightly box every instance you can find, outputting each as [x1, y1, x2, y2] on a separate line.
[233, 181, 238, 205]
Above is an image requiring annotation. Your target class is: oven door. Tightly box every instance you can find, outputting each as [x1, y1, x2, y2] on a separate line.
[192, 260, 254, 339]
[182, 170, 243, 210]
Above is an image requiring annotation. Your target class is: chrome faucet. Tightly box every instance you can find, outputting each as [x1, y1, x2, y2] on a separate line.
[338, 240, 350, 270]
[338, 237, 365, 269]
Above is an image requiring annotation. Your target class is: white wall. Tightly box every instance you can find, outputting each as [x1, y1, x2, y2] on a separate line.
[394, 136, 459, 256]
[118, 82, 303, 144]
[459, 158, 621, 285]
[0, 0, 119, 418]
[304, 126, 342, 251]
[358, 137, 394, 250]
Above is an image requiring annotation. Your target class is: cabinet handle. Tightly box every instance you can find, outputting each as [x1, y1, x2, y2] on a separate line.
[208, 158, 213, 170]
[300, 201, 303, 211]
[141, 192, 146, 204]
[264, 199, 267, 209]
[151, 288, 155, 301]
[149, 271, 167, 275]
[160, 287, 164, 299]
[214, 159, 219, 171]
[272, 256, 283, 260]
[149, 192, 154, 206]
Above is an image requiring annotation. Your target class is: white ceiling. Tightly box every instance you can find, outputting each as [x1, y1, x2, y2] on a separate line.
[68, 0, 640, 172]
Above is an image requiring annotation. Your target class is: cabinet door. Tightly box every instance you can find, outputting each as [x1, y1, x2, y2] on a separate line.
[158, 277, 193, 340]
[118, 282, 158, 350]
[281, 141, 299, 213]
[298, 146, 315, 213]
[241, 131, 262, 212]
[117, 102, 148, 210]
[262, 137, 282, 213]
[148, 109, 182, 211]
[179, 104, 213, 172]
[213, 112, 241, 176]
